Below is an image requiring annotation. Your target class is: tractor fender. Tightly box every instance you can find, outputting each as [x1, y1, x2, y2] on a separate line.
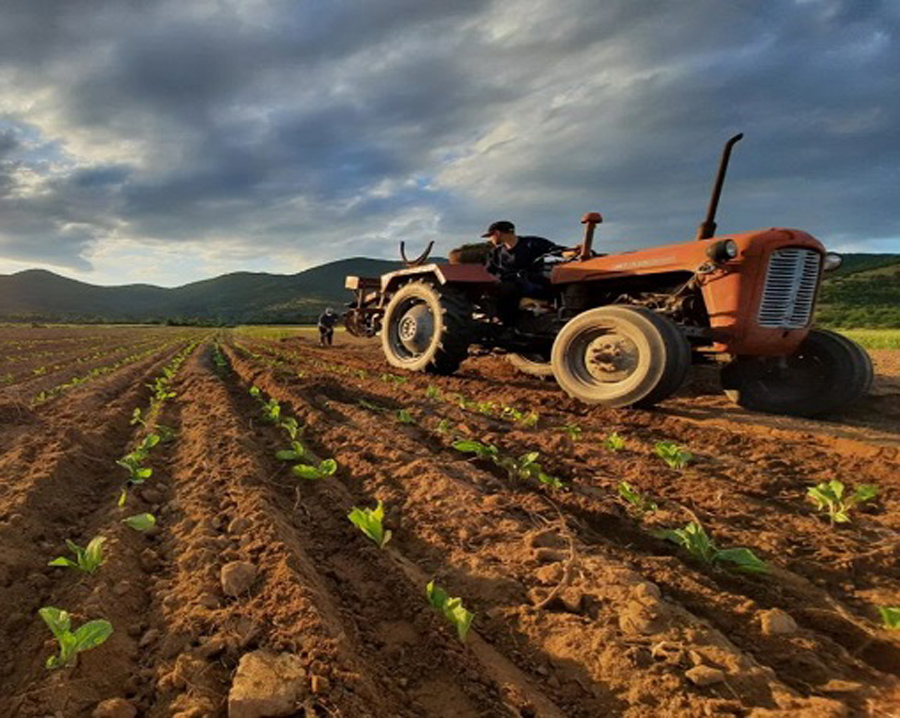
[380, 262, 498, 294]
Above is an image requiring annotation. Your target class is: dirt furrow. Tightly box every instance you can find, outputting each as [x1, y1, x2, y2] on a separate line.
[225, 339, 880, 716]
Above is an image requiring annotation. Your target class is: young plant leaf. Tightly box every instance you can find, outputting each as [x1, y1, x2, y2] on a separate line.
[879, 606, 900, 629]
[348, 500, 392, 549]
[122, 513, 156, 532]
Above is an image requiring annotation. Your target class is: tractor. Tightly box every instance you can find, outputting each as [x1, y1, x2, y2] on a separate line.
[343, 134, 872, 417]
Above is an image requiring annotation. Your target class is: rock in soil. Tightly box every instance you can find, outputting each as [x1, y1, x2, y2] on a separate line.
[228, 651, 307, 718]
[759, 608, 798, 636]
[685, 665, 725, 687]
[92, 698, 137, 718]
[221, 561, 258, 596]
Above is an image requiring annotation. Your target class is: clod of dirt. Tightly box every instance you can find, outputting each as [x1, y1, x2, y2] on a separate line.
[228, 651, 307, 718]
[527, 530, 568, 550]
[228, 517, 252, 534]
[685, 665, 725, 687]
[197, 635, 227, 659]
[91, 697, 137, 718]
[759, 608, 798, 636]
[534, 563, 564, 584]
[140, 488, 163, 504]
[139, 628, 160, 648]
[221, 561, 258, 596]
[532, 548, 567, 563]
[618, 598, 671, 635]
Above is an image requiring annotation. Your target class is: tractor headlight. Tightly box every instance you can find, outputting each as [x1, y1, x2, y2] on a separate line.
[706, 239, 738, 263]
[823, 252, 843, 272]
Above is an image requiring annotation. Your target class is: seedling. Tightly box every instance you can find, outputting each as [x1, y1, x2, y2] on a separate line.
[156, 424, 177, 443]
[618, 481, 657, 516]
[123, 513, 157, 532]
[453, 441, 564, 489]
[879, 606, 900, 630]
[604, 432, 625, 451]
[249, 386, 261, 397]
[654, 441, 692, 469]
[279, 417, 301, 440]
[276, 441, 308, 462]
[807, 480, 878, 523]
[130, 407, 148, 428]
[501, 406, 539, 427]
[453, 439, 500, 461]
[425, 384, 442, 400]
[358, 399, 386, 413]
[261, 398, 281, 423]
[655, 522, 767, 573]
[348, 500, 392, 549]
[436, 419, 453, 435]
[39, 607, 113, 669]
[48, 536, 106, 574]
[558, 423, 583, 441]
[292, 459, 338, 480]
[397, 409, 415, 424]
[426, 580, 474, 642]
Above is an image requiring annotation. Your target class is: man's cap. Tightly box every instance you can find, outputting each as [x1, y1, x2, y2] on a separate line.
[481, 220, 515, 238]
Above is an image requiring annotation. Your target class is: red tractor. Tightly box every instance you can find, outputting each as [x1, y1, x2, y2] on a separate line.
[344, 134, 872, 417]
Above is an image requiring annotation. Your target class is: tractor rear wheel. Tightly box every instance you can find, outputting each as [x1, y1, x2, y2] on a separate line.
[381, 281, 472, 375]
[551, 306, 691, 408]
[721, 329, 873, 417]
[507, 352, 555, 378]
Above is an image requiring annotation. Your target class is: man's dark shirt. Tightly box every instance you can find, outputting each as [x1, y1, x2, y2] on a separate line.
[485, 235, 563, 282]
[318, 311, 339, 329]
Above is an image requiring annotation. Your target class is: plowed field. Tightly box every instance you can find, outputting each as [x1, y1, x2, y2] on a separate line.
[1, 326, 898, 717]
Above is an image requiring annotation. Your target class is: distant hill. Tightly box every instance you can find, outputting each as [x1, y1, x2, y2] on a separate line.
[817, 254, 900, 329]
[0, 257, 407, 324]
[1, 253, 897, 327]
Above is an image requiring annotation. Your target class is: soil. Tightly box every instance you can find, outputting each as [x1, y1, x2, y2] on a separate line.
[0, 326, 897, 717]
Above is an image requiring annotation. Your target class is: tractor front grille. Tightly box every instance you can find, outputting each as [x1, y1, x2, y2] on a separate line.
[757, 248, 822, 329]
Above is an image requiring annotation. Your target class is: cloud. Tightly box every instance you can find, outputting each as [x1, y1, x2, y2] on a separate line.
[0, 0, 897, 285]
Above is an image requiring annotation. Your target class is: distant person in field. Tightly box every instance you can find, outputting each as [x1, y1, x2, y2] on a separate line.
[317, 307, 339, 346]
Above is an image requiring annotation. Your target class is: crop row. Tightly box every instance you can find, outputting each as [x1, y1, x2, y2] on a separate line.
[34, 341, 199, 673]
[236, 335, 900, 636]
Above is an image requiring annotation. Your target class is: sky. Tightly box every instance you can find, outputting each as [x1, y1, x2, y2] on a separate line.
[0, 0, 897, 287]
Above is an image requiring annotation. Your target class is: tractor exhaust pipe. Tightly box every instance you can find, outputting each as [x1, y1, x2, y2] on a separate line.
[695, 132, 743, 240]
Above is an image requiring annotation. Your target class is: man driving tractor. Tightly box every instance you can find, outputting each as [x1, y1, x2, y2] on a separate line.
[481, 220, 566, 327]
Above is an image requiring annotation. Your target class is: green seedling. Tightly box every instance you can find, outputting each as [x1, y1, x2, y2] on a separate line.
[279, 416, 301, 440]
[261, 398, 281, 423]
[501, 406, 539, 427]
[618, 481, 657, 516]
[348, 500, 392, 549]
[879, 606, 900, 629]
[130, 407, 148, 428]
[249, 386, 261, 397]
[807, 480, 878, 523]
[436, 419, 453, 435]
[655, 522, 767, 573]
[117, 433, 160, 485]
[358, 399, 386, 412]
[292, 458, 338, 480]
[654, 441, 693, 469]
[123, 513, 157, 532]
[39, 607, 113, 669]
[604, 432, 625, 451]
[425, 384, 442, 400]
[454, 441, 564, 489]
[276, 441, 308, 462]
[426, 580, 474, 642]
[397, 409, 415, 424]
[453, 439, 500, 461]
[558, 423, 583, 441]
[48, 536, 106, 574]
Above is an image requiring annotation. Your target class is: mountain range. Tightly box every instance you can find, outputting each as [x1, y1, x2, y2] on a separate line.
[1, 253, 898, 327]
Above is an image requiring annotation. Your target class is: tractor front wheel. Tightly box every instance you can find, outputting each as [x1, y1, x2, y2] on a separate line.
[720, 329, 873, 417]
[381, 281, 472, 375]
[551, 306, 691, 408]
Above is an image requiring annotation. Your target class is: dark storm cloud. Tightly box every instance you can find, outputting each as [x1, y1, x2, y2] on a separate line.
[0, 0, 897, 278]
